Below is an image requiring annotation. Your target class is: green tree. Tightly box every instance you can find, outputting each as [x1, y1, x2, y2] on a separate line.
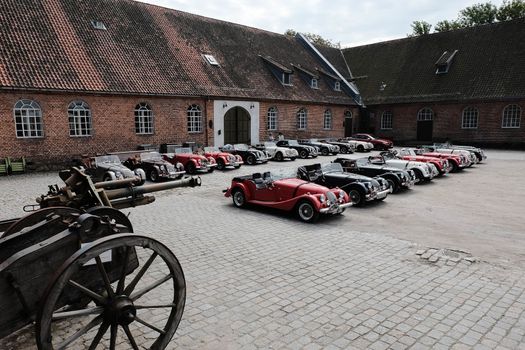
[458, 2, 498, 26]
[409, 20, 432, 36]
[497, 0, 525, 20]
[284, 29, 340, 48]
[434, 19, 465, 32]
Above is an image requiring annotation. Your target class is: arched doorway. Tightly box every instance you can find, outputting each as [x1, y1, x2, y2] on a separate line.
[224, 107, 251, 144]
[417, 107, 434, 141]
[344, 110, 353, 137]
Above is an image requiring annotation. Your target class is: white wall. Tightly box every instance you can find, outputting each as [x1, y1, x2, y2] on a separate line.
[213, 100, 260, 146]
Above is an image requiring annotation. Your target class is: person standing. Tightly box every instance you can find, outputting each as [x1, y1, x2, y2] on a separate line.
[268, 133, 275, 141]
[277, 132, 284, 141]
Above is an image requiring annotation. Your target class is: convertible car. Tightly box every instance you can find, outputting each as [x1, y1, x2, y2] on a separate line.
[82, 154, 146, 183]
[349, 133, 393, 150]
[221, 144, 270, 165]
[123, 151, 184, 182]
[385, 149, 451, 176]
[371, 154, 438, 182]
[319, 138, 355, 154]
[224, 169, 352, 222]
[299, 139, 339, 156]
[163, 147, 217, 174]
[255, 141, 298, 161]
[333, 157, 415, 193]
[415, 147, 471, 171]
[276, 140, 318, 159]
[203, 146, 243, 170]
[433, 143, 486, 163]
[338, 138, 374, 152]
[297, 163, 391, 206]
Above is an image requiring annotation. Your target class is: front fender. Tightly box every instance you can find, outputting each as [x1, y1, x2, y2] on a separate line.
[225, 182, 252, 201]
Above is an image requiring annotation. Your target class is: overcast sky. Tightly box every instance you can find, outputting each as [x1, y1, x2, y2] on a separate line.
[138, 0, 498, 47]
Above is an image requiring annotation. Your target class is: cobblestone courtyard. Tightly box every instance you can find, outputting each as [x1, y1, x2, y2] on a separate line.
[1, 150, 524, 349]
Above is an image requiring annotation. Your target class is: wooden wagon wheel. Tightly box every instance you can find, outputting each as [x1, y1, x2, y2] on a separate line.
[36, 234, 186, 350]
[1, 207, 80, 238]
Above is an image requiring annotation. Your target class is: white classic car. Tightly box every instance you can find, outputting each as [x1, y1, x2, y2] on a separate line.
[340, 138, 374, 152]
[255, 142, 299, 161]
[369, 154, 439, 182]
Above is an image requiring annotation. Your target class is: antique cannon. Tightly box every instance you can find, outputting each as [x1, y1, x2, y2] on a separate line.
[0, 167, 199, 348]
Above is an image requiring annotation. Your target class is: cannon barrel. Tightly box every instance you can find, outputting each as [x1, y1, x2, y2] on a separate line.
[105, 176, 201, 200]
[94, 176, 142, 189]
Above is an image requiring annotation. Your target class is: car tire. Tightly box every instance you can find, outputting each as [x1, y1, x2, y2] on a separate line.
[357, 145, 364, 152]
[290, 157, 296, 161]
[149, 168, 159, 182]
[321, 148, 329, 156]
[232, 188, 246, 208]
[299, 150, 308, 159]
[275, 152, 284, 162]
[296, 200, 319, 223]
[234, 165, 241, 169]
[450, 161, 459, 173]
[348, 188, 365, 207]
[386, 178, 399, 193]
[186, 162, 196, 174]
[340, 146, 348, 154]
[413, 169, 425, 183]
[216, 159, 225, 170]
[208, 167, 214, 173]
[246, 155, 255, 165]
[103, 174, 113, 182]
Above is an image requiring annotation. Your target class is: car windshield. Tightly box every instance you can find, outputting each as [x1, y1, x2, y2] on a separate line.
[288, 140, 299, 146]
[95, 155, 121, 165]
[140, 152, 162, 161]
[356, 158, 371, 166]
[204, 146, 220, 153]
[234, 144, 250, 151]
[175, 147, 192, 154]
[381, 152, 396, 160]
[309, 138, 319, 142]
[321, 162, 344, 174]
[369, 156, 386, 165]
[399, 149, 415, 156]
[268, 168, 298, 181]
[264, 142, 276, 148]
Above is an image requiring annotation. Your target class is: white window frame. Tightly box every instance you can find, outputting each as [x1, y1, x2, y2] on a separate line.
[461, 107, 479, 129]
[14, 99, 44, 138]
[187, 104, 203, 133]
[297, 108, 307, 130]
[282, 73, 292, 86]
[323, 109, 332, 130]
[135, 103, 154, 135]
[311, 78, 318, 89]
[502, 104, 521, 128]
[267, 107, 278, 131]
[381, 111, 393, 130]
[334, 81, 341, 91]
[68, 101, 92, 137]
[417, 108, 434, 121]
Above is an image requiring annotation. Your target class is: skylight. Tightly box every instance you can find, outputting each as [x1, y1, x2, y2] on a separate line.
[203, 54, 219, 66]
[91, 20, 107, 30]
[435, 50, 458, 75]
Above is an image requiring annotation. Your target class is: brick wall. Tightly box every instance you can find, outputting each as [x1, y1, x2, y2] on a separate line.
[368, 99, 525, 147]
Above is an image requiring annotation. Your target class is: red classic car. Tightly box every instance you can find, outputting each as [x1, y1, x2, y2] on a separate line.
[413, 148, 467, 172]
[204, 146, 243, 170]
[163, 147, 217, 174]
[389, 149, 452, 175]
[224, 169, 352, 222]
[350, 133, 393, 150]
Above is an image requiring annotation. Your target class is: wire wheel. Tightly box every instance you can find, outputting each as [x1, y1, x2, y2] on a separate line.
[297, 201, 319, 223]
[232, 189, 246, 208]
[246, 155, 255, 165]
[348, 189, 363, 207]
[321, 148, 329, 156]
[36, 234, 185, 350]
[274, 152, 283, 161]
[149, 169, 159, 182]
[216, 159, 225, 170]
[299, 150, 308, 159]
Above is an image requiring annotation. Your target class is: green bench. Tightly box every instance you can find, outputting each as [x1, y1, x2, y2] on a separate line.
[0, 158, 8, 175]
[7, 157, 26, 174]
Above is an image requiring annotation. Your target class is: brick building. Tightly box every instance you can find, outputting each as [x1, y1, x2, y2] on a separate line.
[0, 0, 361, 164]
[343, 18, 525, 147]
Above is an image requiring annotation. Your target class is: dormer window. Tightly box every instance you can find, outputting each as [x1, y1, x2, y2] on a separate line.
[260, 55, 293, 86]
[292, 64, 319, 90]
[317, 68, 342, 92]
[435, 50, 458, 75]
[282, 73, 292, 85]
[91, 20, 107, 30]
[334, 81, 341, 91]
[310, 78, 318, 89]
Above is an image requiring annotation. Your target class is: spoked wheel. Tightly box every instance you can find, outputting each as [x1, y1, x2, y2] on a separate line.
[232, 189, 246, 208]
[296, 200, 319, 223]
[348, 189, 364, 207]
[2, 207, 81, 238]
[149, 169, 160, 182]
[36, 234, 185, 350]
[216, 159, 225, 170]
[274, 152, 283, 162]
[299, 150, 308, 159]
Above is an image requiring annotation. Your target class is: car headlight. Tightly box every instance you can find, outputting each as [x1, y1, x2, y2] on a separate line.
[339, 190, 345, 199]
[115, 171, 122, 179]
[319, 194, 326, 203]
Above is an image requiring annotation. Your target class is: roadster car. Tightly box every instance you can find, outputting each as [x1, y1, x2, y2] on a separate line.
[255, 141, 299, 161]
[221, 144, 270, 165]
[203, 146, 243, 170]
[333, 157, 415, 193]
[276, 140, 318, 159]
[224, 169, 352, 222]
[123, 151, 184, 182]
[385, 149, 451, 176]
[299, 139, 339, 156]
[163, 147, 217, 174]
[349, 133, 393, 150]
[319, 138, 355, 154]
[433, 143, 486, 162]
[297, 163, 391, 206]
[338, 138, 374, 152]
[415, 147, 471, 171]
[371, 154, 438, 182]
[82, 154, 146, 183]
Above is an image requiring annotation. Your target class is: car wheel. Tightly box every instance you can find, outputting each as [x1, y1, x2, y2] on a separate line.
[321, 148, 329, 156]
[103, 174, 113, 182]
[208, 167, 214, 173]
[234, 165, 241, 169]
[216, 159, 225, 170]
[296, 200, 319, 223]
[348, 189, 364, 207]
[232, 188, 246, 208]
[246, 155, 255, 165]
[357, 145, 364, 152]
[274, 152, 283, 161]
[413, 169, 425, 183]
[149, 168, 160, 182]
[386, 178, 399, 193]
[299, 150, 308, 159]
[290, 157, 296, 161]
[340, 146, 348, 154]
[186, 162, 197, 174]
[450, 161, 459, 173]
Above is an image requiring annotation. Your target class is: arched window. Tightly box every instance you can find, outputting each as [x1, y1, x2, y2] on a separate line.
[323, 109, 332, 130]
[68, 101, 92, 137]
[417, 108, 434, 121]
[502, 104, 521, 128]
[14, 99, 43, 138]
[297, 108, 307, 130]
[187, 104, 202, 133]
[381, 111, 393, 130]
[135, 103, 153, 134]
[462, 107, 479, 129]
[344, 110, 352, 118]
[267, 107, 278, 130]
